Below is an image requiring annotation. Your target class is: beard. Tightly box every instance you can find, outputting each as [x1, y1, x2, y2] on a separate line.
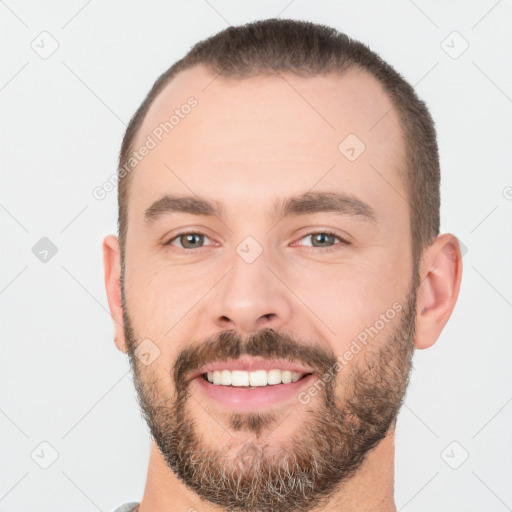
[121, 274, 418, 512]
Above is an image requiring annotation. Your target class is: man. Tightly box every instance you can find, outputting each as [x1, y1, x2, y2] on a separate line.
[103, 18, 462, 512]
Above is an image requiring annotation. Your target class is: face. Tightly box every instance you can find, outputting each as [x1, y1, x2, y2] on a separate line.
[121, 65, 418, 512]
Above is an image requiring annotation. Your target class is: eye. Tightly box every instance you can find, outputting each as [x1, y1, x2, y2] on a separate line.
[164, 230, 349, 253]
[293, 231, 349, 252]
[165, 231, 214, 250]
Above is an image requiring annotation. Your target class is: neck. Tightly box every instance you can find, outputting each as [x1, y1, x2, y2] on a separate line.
[137, 425, 397, 512]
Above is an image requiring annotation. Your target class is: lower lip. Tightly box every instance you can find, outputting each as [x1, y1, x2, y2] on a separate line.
[193, 373, 316, 411]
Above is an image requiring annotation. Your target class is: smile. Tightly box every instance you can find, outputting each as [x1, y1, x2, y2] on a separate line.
[203, 369, 310, 387]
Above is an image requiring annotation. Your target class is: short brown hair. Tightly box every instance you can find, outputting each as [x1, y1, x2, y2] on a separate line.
[117, 18, 440, 275]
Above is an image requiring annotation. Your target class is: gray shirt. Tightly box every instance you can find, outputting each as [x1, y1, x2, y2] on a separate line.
[112, 503, 139, 512]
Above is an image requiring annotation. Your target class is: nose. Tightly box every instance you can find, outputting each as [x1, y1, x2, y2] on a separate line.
[211, 247, 292, 335]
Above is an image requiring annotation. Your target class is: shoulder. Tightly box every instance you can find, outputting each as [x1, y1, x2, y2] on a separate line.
[111, 502, 139, 512]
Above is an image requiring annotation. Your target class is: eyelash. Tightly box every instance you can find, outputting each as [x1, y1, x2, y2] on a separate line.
[164, 230, 349, 254]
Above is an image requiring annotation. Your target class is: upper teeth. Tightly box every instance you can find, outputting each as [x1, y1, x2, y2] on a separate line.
[206, 369, 305, 386]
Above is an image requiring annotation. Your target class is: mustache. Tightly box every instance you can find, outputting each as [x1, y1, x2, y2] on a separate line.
[173, 328, 338, 390]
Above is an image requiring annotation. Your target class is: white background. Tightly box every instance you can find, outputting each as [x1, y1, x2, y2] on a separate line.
[1, 1, 511, 511]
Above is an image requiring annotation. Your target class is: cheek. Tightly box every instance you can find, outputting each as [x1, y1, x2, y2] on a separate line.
[126, 256, 197, 316]
[283, 253, 407, 347]
[125, 262, 216, 364]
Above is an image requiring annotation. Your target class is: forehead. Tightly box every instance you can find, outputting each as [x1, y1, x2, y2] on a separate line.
[128, 64, 407, 225]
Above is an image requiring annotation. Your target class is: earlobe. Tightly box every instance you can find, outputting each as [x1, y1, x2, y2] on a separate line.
[102, 235, 128, 354]
[413, 233, 463, 350]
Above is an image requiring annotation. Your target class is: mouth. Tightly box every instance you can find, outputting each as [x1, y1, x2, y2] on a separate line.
[191, 360, 317, 410]
[189, 357, 315, 382]
[200, 369, 313, 388]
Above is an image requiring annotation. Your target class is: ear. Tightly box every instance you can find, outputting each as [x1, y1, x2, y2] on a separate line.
[102, 234, 128, 353]
[414, 233, 463, 350]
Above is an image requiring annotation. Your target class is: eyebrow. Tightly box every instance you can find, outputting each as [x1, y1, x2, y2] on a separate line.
[143, 191, 377, 225]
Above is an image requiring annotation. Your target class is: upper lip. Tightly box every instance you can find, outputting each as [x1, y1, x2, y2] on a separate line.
[189, 357, 315, 380]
